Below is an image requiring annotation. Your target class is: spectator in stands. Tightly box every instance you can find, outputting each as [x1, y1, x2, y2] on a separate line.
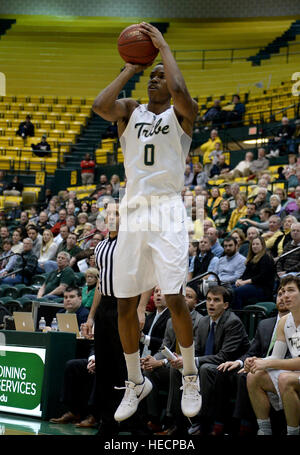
[38, 229, 58, 271]
[241, 207, 273, 233]
[249, 148, 269, 177]
[28, 205, 39, 225]
[288, 197, 300, 221]
[227, 193, 248, 232]
[66, 215, 76, 233]
[202, 99, 222, 126]
[213, 236, 246, 286]
[274, 187, 293, 213]
[201, 129, 222, 172]
[79, 202, 89, 213]
[74, 212, 89, 237]
[270, 194, 285, 219]
[233, 236, 275, 309]
[223, 94, 245, 126]
[4, 175, 24, 196]
[99, 174, 108, 186]
[16, 115, 34, 138]
[88, 203, 99, 225]
[252, 187, 269, 212]
[140, 286, 171, 359]
[169, 285, 250, 436]
[32, 134, 51, 157]
[0, 171, 8, 195]
[110, 174, 121, 198]
[273, 215, 298, 258]
[267, 116, 296, 158]
[210, 154, 231, 179]
[234, 202, 261, 234]
[184, 164, 194, 187]
[211, 287, 289, 436]
[282, 154, 297, 181]
[35, 251, 77, 301]
[231, 228, 246, 254]
[188, 235, 219, 281]
[51, 208, 67, 237]
[54, 224, 70, 248]
[246, 275, 300, 436]
[66, 200, 78, 217]
[102, 121, 118, 139]
[36, 211, 51, 234]
[238, 226, 260, 257]
[277, 222, 300, 277]
[78, 223, 95, 249]
[208, 142, 223, 168]
[62, 232, 82, 257]
[207, 187, 223, 217]
[214, 199, 232, 238]
[80, 153, 95, 185]
[262, 215, 283, 254]
[81, 268, 99, 309]
[224, 151, 254, 180]
[284, 185, 300, 214]
[207, 227, 224, 258]
[0, 226, 10, 254]
[49, 346, 97, 427]
[192, 162, 208, 189]
[27, 225, 42, 259]
[0, 239, 17, 276]
[70, 231, 103, 272]
[58, 286, 89, 326]
[228, 183, 240, 210]
[0, 237, 37, 285]
[11, 229, 23, 254]
[47, 200, 59, 227]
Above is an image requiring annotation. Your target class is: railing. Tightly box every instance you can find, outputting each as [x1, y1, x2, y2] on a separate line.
[172, 41, 300, 69]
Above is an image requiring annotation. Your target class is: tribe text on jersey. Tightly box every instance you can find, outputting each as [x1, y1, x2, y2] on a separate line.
[120, 105, 191, 204]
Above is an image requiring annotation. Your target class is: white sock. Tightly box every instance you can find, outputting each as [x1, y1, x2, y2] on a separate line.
[287, 425, 299, 435]
[124, 351, 143, 384]
[179, 342, 198, 376]
[257, 418, 272, 435]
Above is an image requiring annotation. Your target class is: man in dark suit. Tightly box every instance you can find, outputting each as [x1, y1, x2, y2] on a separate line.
[210, 286, 289, 436]
[139, 286, 171, 357]
[142, 285, 202, 433]
[49, 344, 98, 427]
[168, 285, 250, 435]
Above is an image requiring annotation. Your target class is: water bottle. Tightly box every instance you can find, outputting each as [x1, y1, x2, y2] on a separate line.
[51, 318, 58, 332]
[38, 317, 46, 332]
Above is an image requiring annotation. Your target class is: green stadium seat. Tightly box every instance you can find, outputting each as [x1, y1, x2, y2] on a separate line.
[4, 300, 23, 313]
[31, 274, 46, 287]
[3, 286, 20, 299]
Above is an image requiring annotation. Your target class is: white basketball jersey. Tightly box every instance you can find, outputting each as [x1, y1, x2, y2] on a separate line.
[120, 104, 192, 204]
[284, 312, 300, 358]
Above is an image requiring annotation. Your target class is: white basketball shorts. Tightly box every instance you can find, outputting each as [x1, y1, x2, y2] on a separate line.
[113, 195, 189, 298]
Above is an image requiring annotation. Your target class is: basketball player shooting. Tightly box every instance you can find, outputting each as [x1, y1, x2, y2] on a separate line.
[92, 22, 201, 422]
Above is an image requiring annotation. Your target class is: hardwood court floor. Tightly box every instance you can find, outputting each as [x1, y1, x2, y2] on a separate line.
[0, 412, 97, 436]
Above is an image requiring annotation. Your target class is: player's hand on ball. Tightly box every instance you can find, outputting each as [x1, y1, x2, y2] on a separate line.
[139, 22, 167, 50]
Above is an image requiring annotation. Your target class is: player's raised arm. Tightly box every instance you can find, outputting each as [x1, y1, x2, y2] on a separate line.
[92, 64, 144, 122]
[140, 22, 198, 126]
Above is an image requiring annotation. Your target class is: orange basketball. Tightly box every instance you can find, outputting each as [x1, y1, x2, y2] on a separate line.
[117, 24, 159, 65]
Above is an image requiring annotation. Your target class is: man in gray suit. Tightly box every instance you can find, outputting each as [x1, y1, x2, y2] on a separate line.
[211, 287, 289, 436]
[168, 285, 250, 435]
[142, 285, 202, 433]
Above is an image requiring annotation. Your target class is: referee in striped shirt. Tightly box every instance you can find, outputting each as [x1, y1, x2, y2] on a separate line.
[84, 201, 127, 437]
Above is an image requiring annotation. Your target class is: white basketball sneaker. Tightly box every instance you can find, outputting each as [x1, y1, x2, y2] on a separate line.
[114, 377, 153, 422]
[180, 374, 202, 418]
